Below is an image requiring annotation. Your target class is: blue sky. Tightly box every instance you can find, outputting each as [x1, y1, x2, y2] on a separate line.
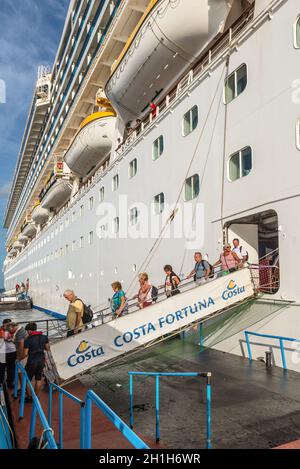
[0, 0, 70, 287]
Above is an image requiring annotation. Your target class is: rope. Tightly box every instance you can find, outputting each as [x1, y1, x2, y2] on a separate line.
[124, 60, 229, 300]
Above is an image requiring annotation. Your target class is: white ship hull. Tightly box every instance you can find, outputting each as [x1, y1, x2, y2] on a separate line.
[4, 0, 300, 372]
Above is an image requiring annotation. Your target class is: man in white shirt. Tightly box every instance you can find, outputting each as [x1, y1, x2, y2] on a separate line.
[232, 238, 248, 263]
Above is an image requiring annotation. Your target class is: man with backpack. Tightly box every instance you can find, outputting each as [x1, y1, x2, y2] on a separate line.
[23, 322, 50, 401]
[187, 252, 213, 284]
[64, 290, 94, 337]
[232, 238, 249, 263]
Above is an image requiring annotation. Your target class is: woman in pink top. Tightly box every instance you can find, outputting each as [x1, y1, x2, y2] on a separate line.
[136, 273, 153, 309]
[214, 243, 241, 275]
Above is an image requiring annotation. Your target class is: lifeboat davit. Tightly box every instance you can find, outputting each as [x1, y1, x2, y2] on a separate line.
[12, 241, 23, 251]
[32, 203, 50, 225]
[18, 233, 28, 244]
[41, 178, 72, 211]
[106, 0, 238, 122]
[64, 111, 116, 177]
[22, 221, 37, 238]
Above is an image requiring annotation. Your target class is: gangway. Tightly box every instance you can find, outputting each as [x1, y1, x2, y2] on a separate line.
[49, 267, 256, 382]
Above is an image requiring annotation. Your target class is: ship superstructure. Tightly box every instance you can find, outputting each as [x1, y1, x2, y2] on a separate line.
[3, 0, 300, 371]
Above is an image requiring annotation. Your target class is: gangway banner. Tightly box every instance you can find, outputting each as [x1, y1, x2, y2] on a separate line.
[51, 269, 254, 381]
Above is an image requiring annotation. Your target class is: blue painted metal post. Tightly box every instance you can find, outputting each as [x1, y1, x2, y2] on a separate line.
[19, 374, 27, 420]
[29, 404, 37, 441]
[59, 391, 64, 449]
[48, 384, 53, 426]
[84, 395, 92, 449]
[129, 374, 134, 429]
[13, 364, 19, 399]
[206, 374, 212, 449]
[80, 404, 85, 449]
[279, 338, 287, 370]
[199, 323, 204, 351]
[155, 375, 160, 443]
[245, 332, 252, 361]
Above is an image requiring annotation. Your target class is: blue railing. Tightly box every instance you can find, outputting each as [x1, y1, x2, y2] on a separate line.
[48, 382, 85, 449]
[13, 363, 57, 449]
[84, 390, 149, 449]
[129, 371, 212, 449]
[245, 331, 300, 370]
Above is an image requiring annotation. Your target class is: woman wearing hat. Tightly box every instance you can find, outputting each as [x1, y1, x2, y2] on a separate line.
[214, 243, 241, 276]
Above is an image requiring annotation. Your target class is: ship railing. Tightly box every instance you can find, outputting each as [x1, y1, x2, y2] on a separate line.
[13, 363, 58, 449]
[48, 382, 85, 449]
[244, 331, 300, 370]
[129, 371, 212, 449]
[47, 382, 149, 449]
[17, 318, 66, 340]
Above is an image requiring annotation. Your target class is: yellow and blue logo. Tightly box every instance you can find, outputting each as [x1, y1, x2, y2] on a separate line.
[222, 280, 245, 301]
[67, 340, 104, 368]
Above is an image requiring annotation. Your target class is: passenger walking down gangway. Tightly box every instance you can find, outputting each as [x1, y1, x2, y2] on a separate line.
[50, 268, 256, 382]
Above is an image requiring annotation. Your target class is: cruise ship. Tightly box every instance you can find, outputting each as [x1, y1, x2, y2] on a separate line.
[3, 0, 300, 451]
[3, 0, 300, 374]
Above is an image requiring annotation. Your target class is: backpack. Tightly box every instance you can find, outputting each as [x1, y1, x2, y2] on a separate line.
[240, 246, 249, 262]
[78, 299, 94, 325]
[194, 261, 214, 281]
[151, 285, 159, 302]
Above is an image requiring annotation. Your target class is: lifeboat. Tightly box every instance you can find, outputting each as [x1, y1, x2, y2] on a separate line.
[32, 202, 50, 225]
[64, 110, 116, 177]
[22, 221, 37, 238]
[105, 0, 239, 122]
[41, 177, 72, 211]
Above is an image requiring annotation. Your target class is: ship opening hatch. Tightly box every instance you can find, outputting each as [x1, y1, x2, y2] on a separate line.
[225, 209, 279, 294]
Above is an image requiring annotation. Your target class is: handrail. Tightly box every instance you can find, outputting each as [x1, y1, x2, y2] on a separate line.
[84, 389, 149, 449]
[13, 363, 57, 449]
[244, 331, 300, 370]
[128, 371, 212, 449]
[48, 382, 85, 449]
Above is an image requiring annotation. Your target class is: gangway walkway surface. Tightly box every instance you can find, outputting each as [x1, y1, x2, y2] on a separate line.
[50, 268, 256, 382]
[82, 338, 300, 449]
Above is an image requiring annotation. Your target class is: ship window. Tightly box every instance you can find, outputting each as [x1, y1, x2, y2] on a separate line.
[182, 106, 198, 136]
[72, 211, 76, 222]
[99, 186, 104, 202]
[184, 174, 200, 201]
[129, 158, 137, 178]
[80, 236, 84, 248]
[129, 207, 139, 226]
[152, 136, 164, 160]
[114, 217, 119, 234]
[153, 193, 165, 214]
[89, 231, 93, 245]
[100, 225, 107, 239]
[296, 121, 300, 150]
[295, 16, 300, 48]
[89, 197, 94, 210]
[65, 244, 69, 255]
[80, 205, 84, 216]
[228, 146, 252, 181]
[112, 174, 119, 192]
[224, 64, 247, 104]
[72, 240, 76, 251]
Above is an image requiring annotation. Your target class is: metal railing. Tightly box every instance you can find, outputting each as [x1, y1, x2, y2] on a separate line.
[128, 371, 212, 449]
[13, 363, 57, 449]
[17, 318, 65, 340]
[244, 331, 300, 370]
[84, 390, 149, 449]
[48, 382, 85, 449]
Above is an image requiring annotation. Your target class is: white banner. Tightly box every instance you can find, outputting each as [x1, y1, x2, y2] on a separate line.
[51, 269, 254, 381]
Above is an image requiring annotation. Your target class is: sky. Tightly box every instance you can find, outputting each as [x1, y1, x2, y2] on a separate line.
[0, 0, 70, 287]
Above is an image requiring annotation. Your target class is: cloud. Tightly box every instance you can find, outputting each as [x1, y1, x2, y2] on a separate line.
[0, 182, 11, 198]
